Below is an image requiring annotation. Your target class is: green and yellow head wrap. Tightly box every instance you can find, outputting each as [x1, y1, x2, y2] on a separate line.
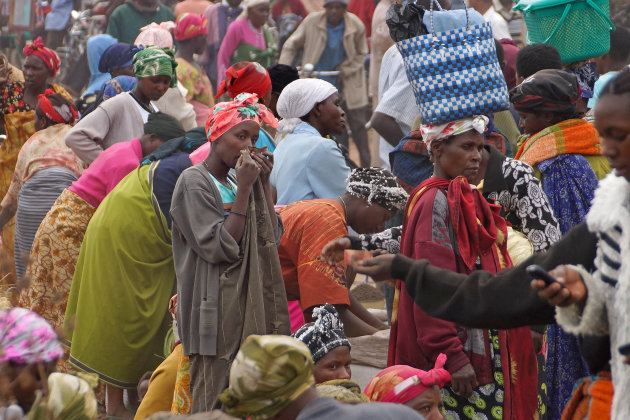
[219, 335, 315, 419]
[132, 46, 178, 88]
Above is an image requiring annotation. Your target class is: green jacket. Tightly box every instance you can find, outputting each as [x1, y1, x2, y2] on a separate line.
[106, 2, 175, 44]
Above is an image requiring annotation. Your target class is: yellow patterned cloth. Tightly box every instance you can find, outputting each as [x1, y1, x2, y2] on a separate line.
[171, 347, 192, 414]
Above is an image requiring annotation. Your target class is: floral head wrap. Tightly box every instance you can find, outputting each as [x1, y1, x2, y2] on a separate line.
[364, 354, 451, 404]
[102, 76, 138, 100]
[346, 167, 408, 212]
[37, 89, 79, 125]
[420, 115, 489, 148]
[0, 308, 64, 365]
[292, 304, 350, 363]
[205, 93, 277, 142]
[23, 37, 60, 76]
[134, 21, 176, 48]
[132, 47, 178, 87]
[215, 62, 272, 101]
[174, 13, 208, 41]
[219, 335, 315, 419]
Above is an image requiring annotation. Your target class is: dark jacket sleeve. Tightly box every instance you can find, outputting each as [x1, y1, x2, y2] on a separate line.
[391, 222, 598, 329]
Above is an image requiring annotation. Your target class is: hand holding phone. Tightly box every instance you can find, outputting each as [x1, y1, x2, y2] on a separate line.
[526, 265, 567, 289]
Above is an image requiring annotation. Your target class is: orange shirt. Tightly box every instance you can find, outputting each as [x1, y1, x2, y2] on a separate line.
[278, 199, 350, 313]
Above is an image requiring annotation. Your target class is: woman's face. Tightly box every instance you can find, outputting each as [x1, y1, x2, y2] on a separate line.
[23, 56, 50, 91]
[313, 346, 351, 384]
[432, 131, 484, 183]
[212, 120, 260, 168]
[404, 386, 445, 420]
[517, 110, 552, 135]
[248, 3, 270, 28]
[314, 93, 346, 136]
[594, 94, 630, 181]
[349, 201, 397, 235]
[137, 75, 171, 101]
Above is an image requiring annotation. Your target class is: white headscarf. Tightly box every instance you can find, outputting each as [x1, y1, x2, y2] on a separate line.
[276, 78, 338, 134]
[420, 115, 489, 148]
[240, 0, 269, 17]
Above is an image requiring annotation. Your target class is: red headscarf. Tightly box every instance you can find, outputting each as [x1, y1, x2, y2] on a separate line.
[215, 62, 272, 101]
[23, 37, 60, 77]
[364, 354, 451, 404]
[173, 13, 208, 41]
[205, 93, 277, 142]
[37, 89, 79, 125]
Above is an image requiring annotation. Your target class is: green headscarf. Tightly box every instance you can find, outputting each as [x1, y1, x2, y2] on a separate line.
[219, 335, 315, 420]
[132, 46, 178, 87]
[28, 372, 98, 420]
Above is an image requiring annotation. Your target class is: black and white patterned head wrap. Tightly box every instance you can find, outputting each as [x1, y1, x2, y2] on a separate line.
[346, 167, 408, 212]
[291, 304, 350, 363]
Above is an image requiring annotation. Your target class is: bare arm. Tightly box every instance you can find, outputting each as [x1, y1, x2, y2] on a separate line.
[0, 202, 16, 230]
[334, 305, 379, 337]
[370, 112, 405, 147]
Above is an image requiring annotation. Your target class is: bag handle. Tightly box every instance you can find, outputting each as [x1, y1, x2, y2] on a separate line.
[542, 0, 614, 45]
[428, 0, 470, 36]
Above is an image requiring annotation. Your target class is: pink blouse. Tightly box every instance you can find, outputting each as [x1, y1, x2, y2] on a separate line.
[216, 17, 268, 86]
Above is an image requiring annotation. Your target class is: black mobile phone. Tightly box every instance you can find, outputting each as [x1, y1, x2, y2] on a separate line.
[526, 264, 566, 289]
[619, 343, 630, 357]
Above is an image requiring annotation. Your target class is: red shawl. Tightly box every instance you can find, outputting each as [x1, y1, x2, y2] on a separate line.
[389, 176, 538, 420]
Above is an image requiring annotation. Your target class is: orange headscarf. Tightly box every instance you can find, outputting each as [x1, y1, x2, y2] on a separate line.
[205, 93, 277, 142]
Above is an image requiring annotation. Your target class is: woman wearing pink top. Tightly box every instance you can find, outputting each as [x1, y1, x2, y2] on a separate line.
[216, 0, 277, 88]
[19, 113, 179, 340]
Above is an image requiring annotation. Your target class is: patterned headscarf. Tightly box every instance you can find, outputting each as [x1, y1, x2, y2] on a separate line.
[346, 167, 408, 212]
[134, 21, 176, 48]
[102, 76, 138, 100]
[509, 69, 580, 114]
[420, 115, 489, 148]
[174, 13, 208, 41]
[219, 335, 315, 420]
[364, 355, 451, 404]
[292, 304, 350, 363]
[215, 62, 272, 101]
[565, 61, 598, 99]
[45, 373, 98, 419]
[205, 93, 277, 142]
[37, 89, 79, 125]
[316, 379, 370, 403]
[23, 37, 60, 76]
[132, 47, 178, 87]
[99, 43, 143, 73]
[0, 308, 64, 364]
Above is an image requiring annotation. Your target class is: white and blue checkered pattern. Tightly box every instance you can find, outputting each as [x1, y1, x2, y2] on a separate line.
[397, 22, 510, 125]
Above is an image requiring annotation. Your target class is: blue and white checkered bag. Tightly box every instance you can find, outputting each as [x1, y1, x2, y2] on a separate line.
[396, 5, 510, 125]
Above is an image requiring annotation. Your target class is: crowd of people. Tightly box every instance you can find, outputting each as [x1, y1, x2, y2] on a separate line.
[0, 0, 629, 418]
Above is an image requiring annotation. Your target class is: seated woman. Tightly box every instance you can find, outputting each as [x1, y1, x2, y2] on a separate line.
[64, 122, 191, 418]
[170, 93, 291, 413]
[22, 112, 180, 339]
[271, 78, 351, 205]
[364, 355, 451, 420]
[65, 46, 177, 164]
[0, 307, 97, 419]
[0, 91, 83, 278]
[292, 304, 352, 384]
[278, 167, 407, 336]
[389, 116, 538, 420]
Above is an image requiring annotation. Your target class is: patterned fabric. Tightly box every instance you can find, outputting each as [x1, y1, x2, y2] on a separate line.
[205, 93, 277, 142]
[537, 153, 598, 420]
[174, 13, 208, 41]
[0, 307, 64, 364]
[292, 304, 350, 363]
[420, 115, 488, 147]
[561, 371, 613, 420]
[219, 335, 315, 420]
[365, 355, 451, 404]
[171, 351, 192, 414]
[345, 167, 408, 212]
[565, 61, 598, 99]
[37, 89, 79, 124]
[510, 69, 579, 114]
[21, 189, 96, 332]
[215, 62, 271, 101]
[1, 124, 83, 211]
[132, 47, 178, 87]
[440, 330, 506, 420]
[42, 372, 98, 420]
[23, 37, 60, 76]
[359, 225, 402, 254]
[175, 58, 214, 127]
[397, 22, 509, 125]
[102, 76, 137, 100]
[316, 379, 370, 403]
[515, 119, 603, 168]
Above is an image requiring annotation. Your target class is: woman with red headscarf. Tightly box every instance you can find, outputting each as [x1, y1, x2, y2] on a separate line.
[365, 354, 451, 420]
[189, 61, 275, 164]
[0, 37, 72, 279]
[0, 91, 82, 279]
[174, 13, 215, 127]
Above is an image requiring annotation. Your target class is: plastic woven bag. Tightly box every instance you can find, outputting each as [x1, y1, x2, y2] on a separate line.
[397, 1, 510, 125]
